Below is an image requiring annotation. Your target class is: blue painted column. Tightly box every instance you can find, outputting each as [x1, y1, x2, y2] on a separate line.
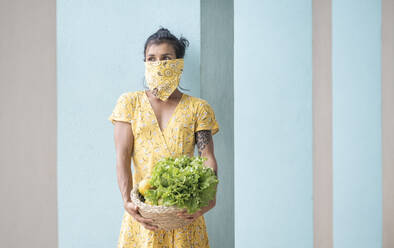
[57, 1, 200, 247]
[332, 1, 382, 247]
[234, 1, 313, 247]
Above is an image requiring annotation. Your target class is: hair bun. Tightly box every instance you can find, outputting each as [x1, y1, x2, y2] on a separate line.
[179, 36, 190, 49]
[144, 27, 190, 60]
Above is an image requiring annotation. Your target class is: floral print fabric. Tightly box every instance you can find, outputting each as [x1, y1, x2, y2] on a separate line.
[108, 90, 220, 248]
[145, 58, 184, 101]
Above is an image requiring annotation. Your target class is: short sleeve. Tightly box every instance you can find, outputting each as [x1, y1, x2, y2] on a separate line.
[108, 92, 134, 125]
[195, 100, 220, 136]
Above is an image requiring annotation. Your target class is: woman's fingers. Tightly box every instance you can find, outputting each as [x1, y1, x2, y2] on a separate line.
[126, 203, 155, 223]
[125, 202, 139, 215]
[132, 213, 158, 230]
[177, 210, 192, 217]
[145, 224, 159, 231]
[140, 221, 159, 230]
[177, 213, 195, 219]
[133, 213, 155, 224]
[133, 213, 158, 230]
[177, 209, 202, 220]
[124, 202, 158, 230]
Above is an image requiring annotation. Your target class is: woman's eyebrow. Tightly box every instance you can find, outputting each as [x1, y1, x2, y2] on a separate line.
[147, 53, 173, 56]
[147, 53, 174, 57]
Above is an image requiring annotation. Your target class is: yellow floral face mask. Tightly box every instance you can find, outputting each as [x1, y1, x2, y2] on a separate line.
[144, 58, 184, 101]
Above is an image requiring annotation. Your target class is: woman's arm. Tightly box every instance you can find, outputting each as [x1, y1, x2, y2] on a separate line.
[178, 130, 218, 220]
[196, 129, 218, 209]
[195, 129, 218, 177]
[113, 121, 134, 203]
[113, 121, 159, 230]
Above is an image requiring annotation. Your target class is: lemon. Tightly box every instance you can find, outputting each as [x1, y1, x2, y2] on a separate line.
[138, 178, 151, 196]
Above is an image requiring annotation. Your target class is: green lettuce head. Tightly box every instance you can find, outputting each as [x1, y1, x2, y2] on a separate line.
[144, 155, 219, 214]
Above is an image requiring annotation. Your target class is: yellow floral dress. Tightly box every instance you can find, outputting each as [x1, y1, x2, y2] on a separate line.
[108, 90, 219, 248]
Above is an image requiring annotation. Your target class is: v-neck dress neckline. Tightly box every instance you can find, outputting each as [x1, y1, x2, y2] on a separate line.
[143, 90, 185, 134]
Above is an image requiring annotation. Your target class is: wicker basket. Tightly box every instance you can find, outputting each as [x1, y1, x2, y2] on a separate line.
[129, 183, 194, 231]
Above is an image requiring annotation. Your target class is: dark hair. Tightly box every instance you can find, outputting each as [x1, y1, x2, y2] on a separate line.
[142, 26, 190, 91]
[143, 27, 189, 60]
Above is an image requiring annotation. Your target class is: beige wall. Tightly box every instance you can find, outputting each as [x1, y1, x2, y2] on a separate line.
[313, 0, 333, 247]
[0, 1, 57, 247]
[382, 0, 394, 247]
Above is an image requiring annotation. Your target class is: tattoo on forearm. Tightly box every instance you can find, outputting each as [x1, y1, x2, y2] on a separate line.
[195, 130, 212, 156]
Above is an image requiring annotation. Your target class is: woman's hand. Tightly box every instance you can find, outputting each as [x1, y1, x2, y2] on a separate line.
[176, 198, 216, 221]
[124, 200, 159, 231]
[177, 208, 205, 222]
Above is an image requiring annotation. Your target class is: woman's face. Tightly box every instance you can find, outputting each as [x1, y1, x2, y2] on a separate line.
[145, 42, 177, 62]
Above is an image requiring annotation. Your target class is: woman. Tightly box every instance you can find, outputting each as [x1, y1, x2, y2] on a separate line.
[108, 27, 220, 248]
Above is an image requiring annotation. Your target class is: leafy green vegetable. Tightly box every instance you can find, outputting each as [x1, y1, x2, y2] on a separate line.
[144, 155, 219, 214]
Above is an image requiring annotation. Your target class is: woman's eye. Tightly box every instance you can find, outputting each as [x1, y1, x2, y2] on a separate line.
[148, 57, 155, 61]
